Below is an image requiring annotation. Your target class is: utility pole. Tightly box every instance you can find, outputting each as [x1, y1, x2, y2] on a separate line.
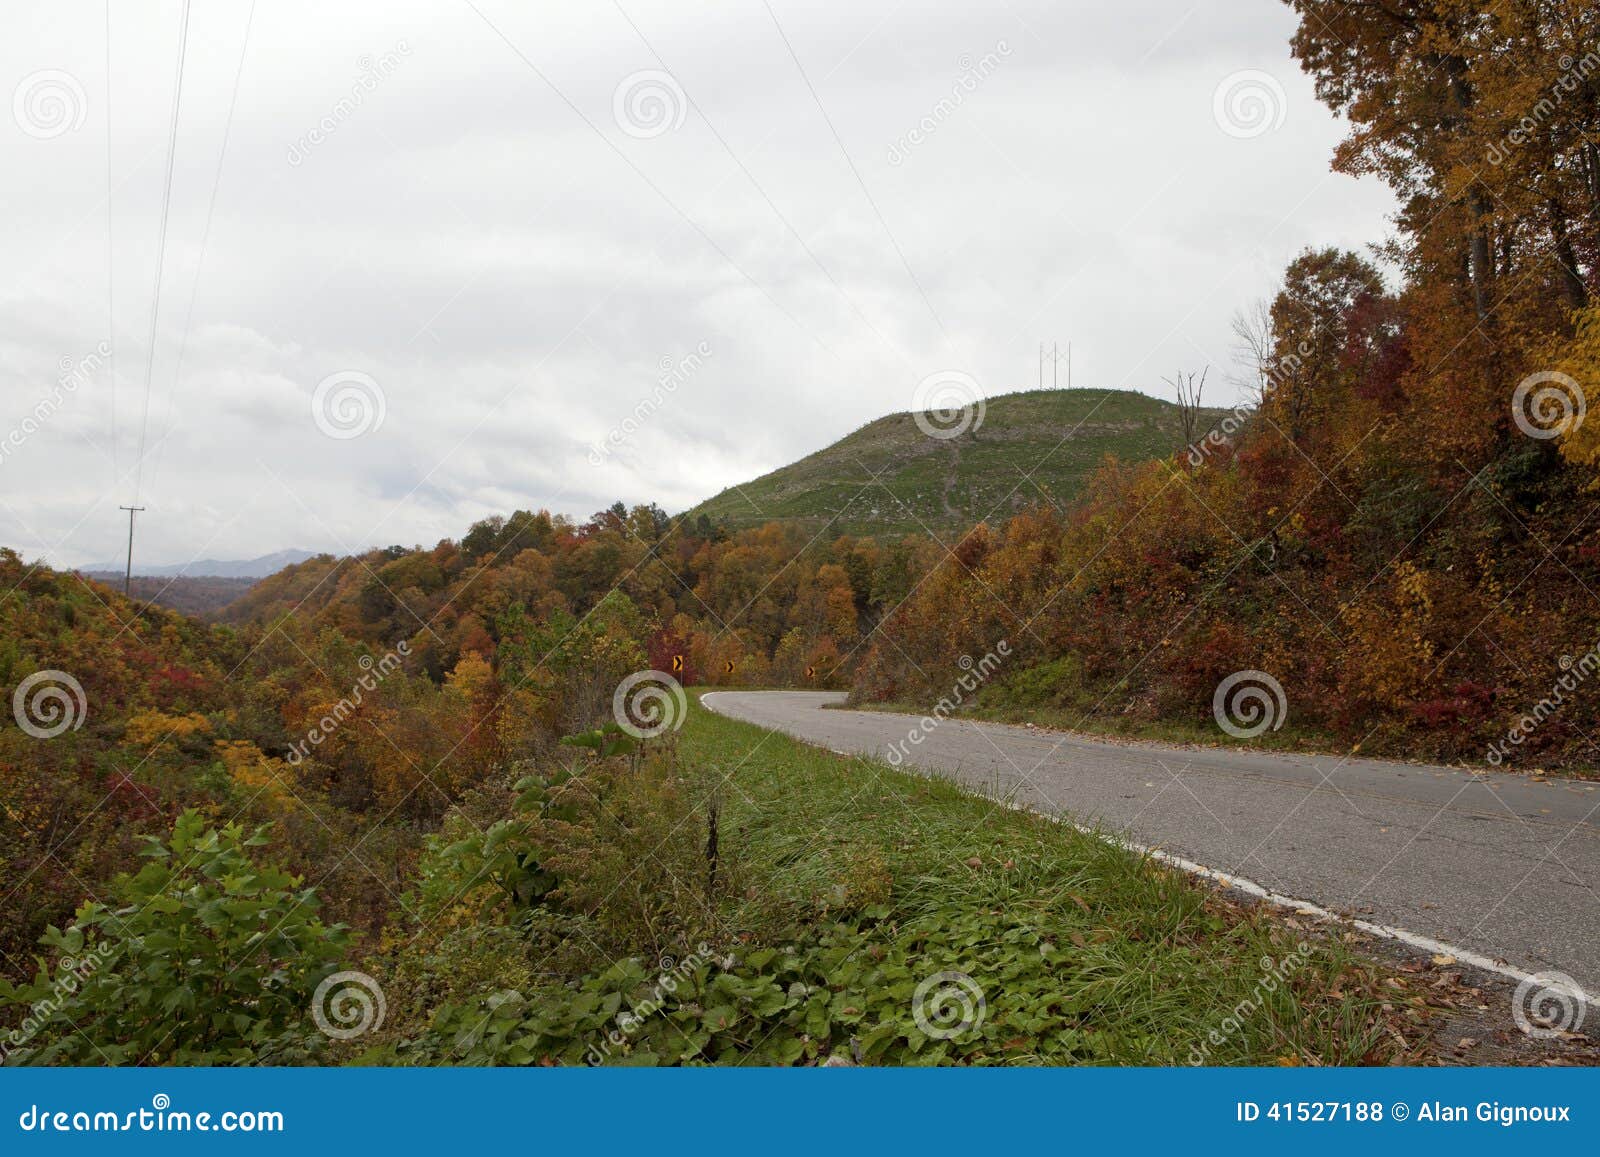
[118, 504, 145, 595]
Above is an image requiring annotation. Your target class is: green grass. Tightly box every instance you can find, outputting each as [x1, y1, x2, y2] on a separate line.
[848, 650, 1350, 757]
[847, 697, 1347, 759]
[685, 388, 1229, 536]
[388, 697, 1422, 1066]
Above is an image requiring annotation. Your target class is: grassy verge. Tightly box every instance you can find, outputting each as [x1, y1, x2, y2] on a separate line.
[842, 694, 1345, 757]
[845, 695, 1600, 782]
[378, 696, 1432, 1066]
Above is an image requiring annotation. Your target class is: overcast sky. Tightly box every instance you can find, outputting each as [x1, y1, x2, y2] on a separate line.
[1, 0, 1396, 569]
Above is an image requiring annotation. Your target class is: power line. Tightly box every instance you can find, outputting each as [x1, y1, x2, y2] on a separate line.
[759, 0, 951, 350]
[608, 0, 915, 371]
[462, 0, 847, 367]
[104, 0, 116, 484]
[149, 0, 257, 497]
[609, 0, 915, 372]
[130, 0, 193, 507]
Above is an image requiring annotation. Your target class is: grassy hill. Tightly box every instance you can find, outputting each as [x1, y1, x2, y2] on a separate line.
[685, 388, 1225, 536]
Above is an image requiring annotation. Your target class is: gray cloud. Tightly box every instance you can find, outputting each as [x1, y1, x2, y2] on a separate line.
[1, 0, 1394, 569]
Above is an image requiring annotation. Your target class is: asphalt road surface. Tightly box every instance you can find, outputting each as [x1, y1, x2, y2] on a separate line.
[704, 690, 1600, 996]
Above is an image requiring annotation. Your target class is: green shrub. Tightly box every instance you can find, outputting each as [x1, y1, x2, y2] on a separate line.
[980, 654, 1088, 711]
[0, 811, 347, 1065]
[411, 772, 574, 925]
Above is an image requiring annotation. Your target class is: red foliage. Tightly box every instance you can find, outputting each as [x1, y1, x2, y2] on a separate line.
[1410, 682, 1496, 731]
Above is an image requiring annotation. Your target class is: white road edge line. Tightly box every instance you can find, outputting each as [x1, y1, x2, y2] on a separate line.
[698, 691, 1593, 1004]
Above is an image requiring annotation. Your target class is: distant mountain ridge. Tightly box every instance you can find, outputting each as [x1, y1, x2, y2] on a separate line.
[684, 388, 1226, 536]
[78, 548, 318, 579]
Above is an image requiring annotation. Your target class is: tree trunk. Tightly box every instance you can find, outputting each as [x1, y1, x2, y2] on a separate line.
[1550, 198, 1589, 313]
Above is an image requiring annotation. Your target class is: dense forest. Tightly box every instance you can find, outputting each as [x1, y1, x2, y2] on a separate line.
[1, 511, 943, 976]
[4, 0, 1599, 1065]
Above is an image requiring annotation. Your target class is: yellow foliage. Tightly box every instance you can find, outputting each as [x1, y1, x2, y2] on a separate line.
[1542, 306, 1600, 480]
[123, 710, 211, 748]
[1339, 563, 1437, 712]
[445, 650, 495, 703]
[213, 739, 290, 802]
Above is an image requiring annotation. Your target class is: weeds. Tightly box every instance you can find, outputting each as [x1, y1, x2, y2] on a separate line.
[377, 697, 1422, 1066]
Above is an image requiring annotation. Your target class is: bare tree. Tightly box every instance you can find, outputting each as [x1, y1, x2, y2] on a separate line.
[1227, 298, 1276, 404]
[1165, 366, 1209, 459]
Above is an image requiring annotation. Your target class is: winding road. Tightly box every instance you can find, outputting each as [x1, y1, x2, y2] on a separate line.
[704, 690, 1600, 997]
